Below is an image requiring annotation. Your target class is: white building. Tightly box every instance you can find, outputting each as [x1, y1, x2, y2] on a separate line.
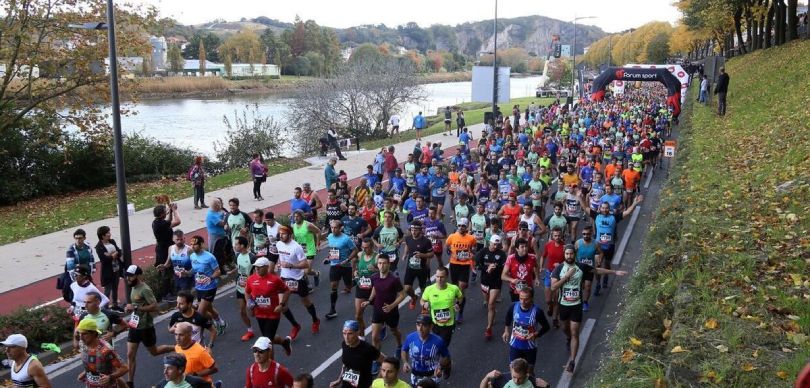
[228, 63, 280, 77]
[149, 36, 167, 70]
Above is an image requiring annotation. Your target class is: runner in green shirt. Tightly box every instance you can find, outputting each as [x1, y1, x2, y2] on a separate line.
[230, 236, 256, 342]
[420, 266, 463, 347]
[352, 238, 379, 334]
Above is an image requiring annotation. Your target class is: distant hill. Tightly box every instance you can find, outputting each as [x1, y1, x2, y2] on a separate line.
[183, 15, 605, 58]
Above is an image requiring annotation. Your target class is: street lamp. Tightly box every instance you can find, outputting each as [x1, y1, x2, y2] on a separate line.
[69, 0, 132, 270]
[570, 15, 597, 103]
[492, 0, 499, 126]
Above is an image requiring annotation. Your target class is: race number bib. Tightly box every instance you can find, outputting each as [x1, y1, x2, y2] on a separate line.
[285, 279, 299, 292]
[254, 296, 271, 307]
[173, 266, 185, 277]
[194, 273, 209, 286]
[237, 275, 248, 288]
[514, 281, 530, 292]
[563, 288, 581, 302]
[127, 312, 140, 329]
[329, 248, 340, 263]
[480, 284, 491, 294]
[473, 230, 484, 239]
[599, 233, 612, 244]
[513, 325, 531, 340]
[342, 369, 360, 387]
[436, 187, 446, 196]
[85, 371, 102, 387]
[456, 251, 471, 261]
[73, 305, 86, 321]
[579, 257, 594, 266]
[408, 255, 422, 269]
[433, 308, 451, 324]
[507, 230, 518, 238]
[357, 277, 372, 290]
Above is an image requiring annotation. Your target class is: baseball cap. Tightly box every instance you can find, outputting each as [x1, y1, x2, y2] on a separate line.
[457, 217, 469, 226]
[125, 265, 143, 276]
[253, 257, 271, 267]
[489, 235, 502, 244]
[74, 264, 91, 277]
[343, 320, 360, 332]
[252, 336, 272, 351]
[519, 221, 529, 229]
[509, 192, 517, 199]
[77, 318, 102, 334]
[0, 334, 28, 348]
[416, 315, 433, 325]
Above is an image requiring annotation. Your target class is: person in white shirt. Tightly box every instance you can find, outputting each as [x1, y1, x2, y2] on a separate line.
[68, 264, 110, 323]
[389, 114, 401, 137]
[699, 75, 709, 104]
[276, 225, 322, 337]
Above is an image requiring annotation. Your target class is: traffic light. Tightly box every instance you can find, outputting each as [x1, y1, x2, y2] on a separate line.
[553, 44, 561, 58]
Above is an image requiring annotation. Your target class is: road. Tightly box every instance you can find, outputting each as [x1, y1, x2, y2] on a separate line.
[44, 158, 671, 388]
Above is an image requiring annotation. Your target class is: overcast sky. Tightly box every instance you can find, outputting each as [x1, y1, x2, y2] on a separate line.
[133, 0, 681, 33]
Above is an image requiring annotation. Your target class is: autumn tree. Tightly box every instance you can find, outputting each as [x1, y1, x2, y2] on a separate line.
[199, 40, 206, 75]
[219, 29, 263, 63]
[168, 44, 184, 72]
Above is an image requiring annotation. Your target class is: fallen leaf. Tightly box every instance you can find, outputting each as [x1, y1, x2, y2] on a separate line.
[662, 328, 671, 340]
[706, 370, 718, 380]
[741, 363, 755, 372]
[671, 346, 688, 353]
[621, 349, 635, 363]
[790, 273, 802, 286]
[705, 318, 719, 330]
[630, 337, 642, 347]
[663, 318, 672, 329]
[715, 344, 729, 353]
[654, 377, 667, 388]
[776, 370, 788, 379]
[752, 349, 759, 358]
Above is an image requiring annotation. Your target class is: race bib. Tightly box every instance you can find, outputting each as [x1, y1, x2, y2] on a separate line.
[579, 257, 594, 266]
[514, 281, 530, 292]
[85, 371, 102, 387]
[507, 230, 518, 238]
[237, 275, 247, 288]
[473, 230, 484, 239]
[194, 273, 209, 286]
[358, 277, 372, 290]
[599, 233, 612, 244]
[127, 312, 140, 329]
[456, 251, 471, 261]
[513, 325, 532, 340]
[342, 369, 360, 387]
[563, 288, 581, 302]
[285, 279, 299, 292]
[436, 187, 446, 196]
[408, 255, 422, 269]
[567, 203, 578, 212]
[329, 248, 340, 263]
[433, 308, 451, 324]
[254, 296, 272, 307]
[173, 266, 185, 277]
[73, 305, 86, 321]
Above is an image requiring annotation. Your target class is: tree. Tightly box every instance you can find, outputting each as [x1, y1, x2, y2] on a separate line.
[349, 43, 386, 64]
[0, 0, 154, 141]
[184, 32, 221, 62]
[292, 56, 311, 76]
[223, 53, 233, 77]
[290, 16, 307, 56]
[199, 40, 206, 75]
[215, 104, 288, 169]
[168, 44, 183, 73]
[260, 28, 278, 64]
[645, 32, 671, 63]
[219, 30, 263, 63]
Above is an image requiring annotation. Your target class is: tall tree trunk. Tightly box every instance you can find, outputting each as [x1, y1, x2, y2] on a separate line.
[776, 0, 786, 45]
[746, 1, 755, 51]
[763, 1, 776, 48]
[787, 0, 798, 40]
[734, 7, 748, 54]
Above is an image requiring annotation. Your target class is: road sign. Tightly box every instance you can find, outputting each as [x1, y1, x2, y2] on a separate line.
[664, 140, 677, 158]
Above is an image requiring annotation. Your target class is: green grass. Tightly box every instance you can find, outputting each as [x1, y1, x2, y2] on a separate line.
[0, 158, 307, 245]
[594, 39, 810, 387]
[363, 96, 554, 150]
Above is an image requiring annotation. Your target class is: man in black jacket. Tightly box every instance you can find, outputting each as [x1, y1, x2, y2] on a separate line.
[714, 67, 730, 116]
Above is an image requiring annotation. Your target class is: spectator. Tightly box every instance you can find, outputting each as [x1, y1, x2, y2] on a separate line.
[383, 146, 398, 189]
[325, 156, 338, 189]
[189, 156, 207, 209]
[94, 226, 124, 310]
[327, 127, 347, 160]
[714, 66, 730, 116]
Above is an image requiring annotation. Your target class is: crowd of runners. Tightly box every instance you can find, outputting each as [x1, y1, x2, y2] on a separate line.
[3, 83, 675, 388]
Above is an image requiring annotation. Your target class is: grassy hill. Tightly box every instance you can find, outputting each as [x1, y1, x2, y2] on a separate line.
[595, 39, 810, 387]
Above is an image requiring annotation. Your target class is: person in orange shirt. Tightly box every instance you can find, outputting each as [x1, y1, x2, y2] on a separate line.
[498, 193, 522, 237]
[604, 158, 620, 181]
[155, 322, 219, 383]
[447, 169, 461, 210]
[445, 218, 477, 324]
[561, 164, 581, 188]
[621, 162, 642, 209]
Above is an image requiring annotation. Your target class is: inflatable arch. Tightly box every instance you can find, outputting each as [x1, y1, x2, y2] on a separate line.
[590, 67, 682, 118]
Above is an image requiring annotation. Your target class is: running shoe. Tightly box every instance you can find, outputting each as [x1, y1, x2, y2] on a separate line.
[240, 330, 254, 342]
[380, 327, 388, 341]
[566, 360, 575, 373]
[282, 336, 292, 356]
[485, 327, 493, 340]
[594, 284, 602, 296]
[289, 325, 301, 341]
[470, 270, 478, 283]
[313, 271, 321, 287]
[456, 311, 464, 325]
[583, 301, 590, 312]
[325, 311, 338, 320]
[312, 320, 321, 334]
[219, 319, 228, 334]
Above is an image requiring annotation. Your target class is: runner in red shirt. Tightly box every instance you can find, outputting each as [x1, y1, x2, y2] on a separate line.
[245, 336, 294, 388]
[500, 238, 541, 303]
[541, 227, 566, 328]
[245, 258, 293, 356]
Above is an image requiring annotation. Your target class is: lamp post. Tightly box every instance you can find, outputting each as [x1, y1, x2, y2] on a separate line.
[68, 0, 132, 269]
[492, 0, 499, 125]
[570, 15, 597, 102]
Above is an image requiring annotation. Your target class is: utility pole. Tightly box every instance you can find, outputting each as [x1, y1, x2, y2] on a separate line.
[492, 0, 499, 125]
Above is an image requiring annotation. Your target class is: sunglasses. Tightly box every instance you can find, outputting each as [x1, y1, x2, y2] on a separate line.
[252, 348, 269, 354]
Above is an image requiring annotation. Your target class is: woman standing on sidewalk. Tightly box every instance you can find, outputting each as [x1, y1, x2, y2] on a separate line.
[189, 156, 208, 209]
[250, 154, 268, 201]
[95, 226, 124, 310]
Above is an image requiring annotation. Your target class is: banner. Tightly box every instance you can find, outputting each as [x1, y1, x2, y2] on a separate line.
[590, 67, 682, 118]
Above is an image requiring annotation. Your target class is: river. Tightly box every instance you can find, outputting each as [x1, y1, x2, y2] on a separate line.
[118, 76, 543, 157]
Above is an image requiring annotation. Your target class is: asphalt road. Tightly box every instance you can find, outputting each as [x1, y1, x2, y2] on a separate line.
[44, 158, 672, 388]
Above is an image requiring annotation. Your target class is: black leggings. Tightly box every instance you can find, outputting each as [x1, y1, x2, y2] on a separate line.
[103, 274, 120, 305]
[193, 184, 205, 207]
[253, 177, 263, 199]
[257, 318, 280, 338]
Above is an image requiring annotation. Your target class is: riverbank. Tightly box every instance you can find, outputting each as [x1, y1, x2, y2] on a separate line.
[595, 40, 810, 387]
[127, 71, 475, 100]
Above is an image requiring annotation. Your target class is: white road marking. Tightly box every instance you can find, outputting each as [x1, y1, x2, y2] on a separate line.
[556, 318, 597, 388]
[612, 206, 641, 267]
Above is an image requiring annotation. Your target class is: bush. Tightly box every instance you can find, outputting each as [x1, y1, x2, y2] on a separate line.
[0, 305, 73, 350]
[214, 104, 288, 170]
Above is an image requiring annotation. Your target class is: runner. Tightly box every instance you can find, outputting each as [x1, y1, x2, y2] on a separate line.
[301, 183, 323, 223]
[588, 197, 643, 295]
[401, 315, 450, 386]
[371, 357, 410, 388]
[498, 193, 522, 240]
[470, 203, 490, 252]
[244, 258, 293, 356]
[444, 218, 477, 323]
[291, 209, 322, 287]
[475, 235, 507, 340]
[540, 228, 565, 328]
[68, 264, 110, 325]
[154, 322, 220, 384]
[329, 320, 382, 388]
[76, 319, 128, 388]
[325, 219, 358, 320]
[155, 353, 210, 388]
[420, 266, 463, 347]
[158, 230, 193, 296]
[586, 171, 605, 223]
[74, 292, 124, 349]
[501, 238, 541, 303]
[361, 253, 406, 359]
[245, 337, 295, 388]
[277, 225, 321, 337]
[423, 205, 448, 267]
[479, 358, 551, 388]
[573, 225, 601, 312]
[225, 198, 251, 253]
[502, 288, 550, 374]
[429, 165, 449, 216]
[509, 221, 539, 255]
[2, 334, 52, 387]
[372, 211, 404, 270]
[401, 220, 435, 310]
[123, 265, 160, 387]
[352, 238, 379, 334]
[168, 291, 216, 349]
[342, 203, 371, 249]
[324, 190, 349, 229]
[290, 187, 313, 220]
[230, 236, 257, 341]
[563, 185, 587, 243]
[541, 202, 568, 240]
[187, 235, 226, 335]
[551, 245, 627, 373]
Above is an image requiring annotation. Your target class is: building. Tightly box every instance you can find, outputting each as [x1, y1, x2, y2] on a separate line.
[228, 63, 280, 77]
[180, 59, 224, 76]
[150, 36, 167, 70]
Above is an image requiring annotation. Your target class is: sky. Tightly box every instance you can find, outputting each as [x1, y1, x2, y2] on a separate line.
[132, 0, 681, 33]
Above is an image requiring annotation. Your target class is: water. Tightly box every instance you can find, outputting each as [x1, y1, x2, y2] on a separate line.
[117, 76, 543, 157]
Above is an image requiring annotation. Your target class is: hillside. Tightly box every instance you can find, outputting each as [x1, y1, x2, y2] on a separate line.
[185, 15, 604, 58]
[596, 39, 810, 387]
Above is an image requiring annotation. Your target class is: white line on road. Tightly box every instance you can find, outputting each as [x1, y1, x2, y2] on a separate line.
[643, 168, 655, 190]
[612, 206, 641, 267]
[556, 318, 596, 388]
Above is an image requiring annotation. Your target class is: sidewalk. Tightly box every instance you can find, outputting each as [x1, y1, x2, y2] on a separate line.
[0, 125, 480, 313]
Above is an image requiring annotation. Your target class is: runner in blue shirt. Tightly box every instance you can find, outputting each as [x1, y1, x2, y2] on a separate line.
[324, 220, 358, 320]
[503, 288, 550, 373]
[188, 235, 226, 333]
[429, 166, 449, 215]
[401, 315, 451, 386]
[290, 187, 312, 219]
